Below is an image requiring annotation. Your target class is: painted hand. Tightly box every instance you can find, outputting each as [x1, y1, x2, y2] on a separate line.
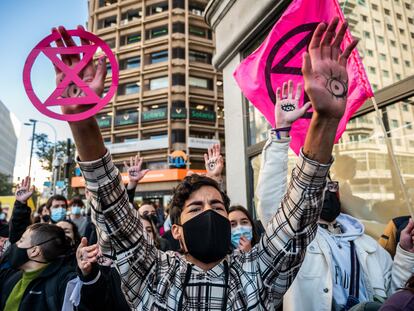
[15, 176, 34, 204]
[302, 17, 358, 120]
[204, 144, 224, 179]
[275, 80, 311, 128]
[124, 155, 150, 183]
[76, 237, 99, 276]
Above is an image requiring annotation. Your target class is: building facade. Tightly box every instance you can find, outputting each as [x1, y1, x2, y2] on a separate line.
[78, 0, 224, 206]
[206, 0, 414, 237]
[0, 100, 18, 179]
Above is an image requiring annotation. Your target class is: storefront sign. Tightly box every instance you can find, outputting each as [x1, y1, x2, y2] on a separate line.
[105, 136, 168, 154]
[168, 150, 188, 168]
[115, 111, 138, 126]
[97, 115, 111, 128]
[188, 137, 220, 149]
[171, 107, 187, 119]
[190, 109, 216, 122]
[141, 108, 167, 122]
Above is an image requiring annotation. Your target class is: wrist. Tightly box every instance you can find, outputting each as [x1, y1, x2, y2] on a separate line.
[17, 199, 27, 204]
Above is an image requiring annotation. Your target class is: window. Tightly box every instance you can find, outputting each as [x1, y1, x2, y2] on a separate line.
[146, 26, 168, 39]
[149, 76, 168, 90]
[371, 3, 378, 10]
[173, 0, 185, 9]
[409, 18, 414, 25]
[96, 113, 112, 128]
[146, 2, 168, 15]
[172, 47, 185, 59]
[120, 56, 140, 70]
[367, 49, 373, 57]
[380, 53, 386, 61]
[391, 119, 399, 128]
[106, 63, 112, 75]
[189, 3, 205, 16]
[99, 0, 116, 8]
[412, 32, 414, 39]
[405, 3, 411, 9]
[382, 70, 389, 77]
[363, 31, 371, 38]
[368, 66, 376, 74]
[118, 82, 140, 95]
[372, 84, 378, 91]
[387, 24, 393, 31]
[403, 104, 409, 111]
[115, 110, 139, 126]
[150, 50, 168, 64]
[98, 16, 117, 29]
[172, 73, 185, 86]
[361, 14, 368, 22]
[402, 44, 408, 50]
[392, 57, 399, 64]
[405, 122, 412, 130]
[189, 50, 212, 64]
[121, 9, 141, 24]
[189, 25, 212, 39]
[390, 39, 396, 46]
[396, 13, 403, 20]
[399, 28, 405, 35]
[384, 8, 391, 15]
[396, 73, 402, 80]
[172, 129, 186, 143]
[121, 33, 141, 45]
[105, 38, 116, 48]
[405, 61, 411, 67]
[189, 76, 213, 89]
[173, 22, 185, 33]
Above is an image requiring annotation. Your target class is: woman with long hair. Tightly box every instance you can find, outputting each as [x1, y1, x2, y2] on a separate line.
[229, 205, 260, 252]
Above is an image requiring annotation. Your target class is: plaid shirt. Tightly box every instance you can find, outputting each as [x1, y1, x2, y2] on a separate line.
[79, 150, 331, 310]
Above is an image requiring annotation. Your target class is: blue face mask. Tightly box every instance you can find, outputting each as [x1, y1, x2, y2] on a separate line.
[0, 213, 5, 220]
[71, 206, 81, 215]
[231, 225, 253, 248]
[51, 207, 66, 222]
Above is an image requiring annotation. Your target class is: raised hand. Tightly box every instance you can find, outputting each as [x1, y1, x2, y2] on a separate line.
[400, 218, 414, 253]
[124, 155, 150, 187]
[239, 236, 252, 253]
[275, 80, 311, 128]
[52, 25, 107, 115]
[302, 17, 358, 120]
[76, 237, 99, 276]
[204, 144, 224, 180]
[15, 176, 34, 204]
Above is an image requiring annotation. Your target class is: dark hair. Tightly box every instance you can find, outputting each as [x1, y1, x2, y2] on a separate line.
[70, 197, 84, 208]
[46, 195, 68, 210]
[28, 223, 71, 261]
[229, 205, 260, 247]
[56, 219, 81, 249]
[141, 215, 161, 249]
[170, 174, 230, 225]
[33, 203, 49, 223]
[140, 200, 156, 210]
[405, 274, 414, 293]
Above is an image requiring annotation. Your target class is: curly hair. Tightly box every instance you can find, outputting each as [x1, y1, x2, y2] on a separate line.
[169, 174, 230, 225]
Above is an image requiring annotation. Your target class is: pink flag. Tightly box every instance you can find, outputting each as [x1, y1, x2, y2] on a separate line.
[233, 0, 373, 154]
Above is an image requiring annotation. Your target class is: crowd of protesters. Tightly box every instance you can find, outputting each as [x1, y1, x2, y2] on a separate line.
[0, 19, 413, 311]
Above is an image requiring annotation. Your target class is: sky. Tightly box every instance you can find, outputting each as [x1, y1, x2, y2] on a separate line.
[0, 0, 88, 189]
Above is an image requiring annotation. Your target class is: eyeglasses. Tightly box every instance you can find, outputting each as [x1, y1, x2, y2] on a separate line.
[326, 181, 339, 192]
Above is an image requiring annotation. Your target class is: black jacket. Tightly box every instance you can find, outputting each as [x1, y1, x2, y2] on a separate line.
[0, 258, 79, 311]
[79, 263, 130, 311]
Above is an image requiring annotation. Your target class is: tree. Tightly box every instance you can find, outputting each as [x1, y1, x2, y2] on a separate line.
[0, 172, 13, 195]
[34, 134, 77, 197]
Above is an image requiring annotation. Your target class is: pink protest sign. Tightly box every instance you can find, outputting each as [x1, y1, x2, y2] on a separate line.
[23, 29, 119, 121]
[233, 0, 373, 154]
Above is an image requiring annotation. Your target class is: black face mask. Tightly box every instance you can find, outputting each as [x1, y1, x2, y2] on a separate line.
[41, 215, 50, 223]
[8, 238, 55, 269]
[320, 190, 341, 223]
[182, 209, 231, 264]
[149, 214, 159, 227]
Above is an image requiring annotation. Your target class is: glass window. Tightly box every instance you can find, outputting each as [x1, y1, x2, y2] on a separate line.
[384, 8, 391, 15]
[382, 70, 389, 77]
[146, 2, 168, 15]
[391, 119, 399, 128]
[368, 66, 376, 74]
[115, 110, 139, 126]
[390, 39, 396, 47]
[105, 38, 116, 48]
[189, 3, 205, 16]
[402, 104, 409, 111]
[189, 76, 213, 89]
[380, 53, 386, 61]
[150, 50, 168, 64]
[363, 31, 370, 38]
[189, 25, 212, 39]
[96, 114, 112, 128]
[387, 24, 393, 31]
[120, 56, 141, 70]
[172, 47, 185, 59]
[173, 22, 185, 34]
[172, 73, 185, 86]
[173, 0, 185, 8]
[98, 16, 117, 29]
[402, 44, 408, 51]
[399, 28, 405, 35]
[99, 0, 116, 7]
[396, 13, 403, 20]
[150, 76, 168, 90]
[377, 35, 384, 43]
[172, 129, 186, 143]
[367, 50, 373, 57]
[146, 26, 168, 39]
[361, 15, 368, 22]
[121, 33, 141, 45]
[121, 9, 141, 24]
[118, 82, 140, 95]
[392, 57, 399, 64]
[405, 122, 412, 130]
[371, 3, 378, 10]
[189, 50, 212, 64]
[405, 61, 411, 67]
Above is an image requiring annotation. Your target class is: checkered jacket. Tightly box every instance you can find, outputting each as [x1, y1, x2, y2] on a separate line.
[78, 150, 331, 310]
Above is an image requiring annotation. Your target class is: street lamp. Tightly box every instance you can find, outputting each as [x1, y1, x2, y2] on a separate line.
[24, 119, 37, 177]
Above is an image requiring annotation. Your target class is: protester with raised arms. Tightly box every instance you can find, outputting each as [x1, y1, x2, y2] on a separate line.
[52, 19, 357, 309]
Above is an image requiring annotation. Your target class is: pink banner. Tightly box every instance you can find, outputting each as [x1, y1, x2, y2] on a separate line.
[233, 0, 373, 154]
